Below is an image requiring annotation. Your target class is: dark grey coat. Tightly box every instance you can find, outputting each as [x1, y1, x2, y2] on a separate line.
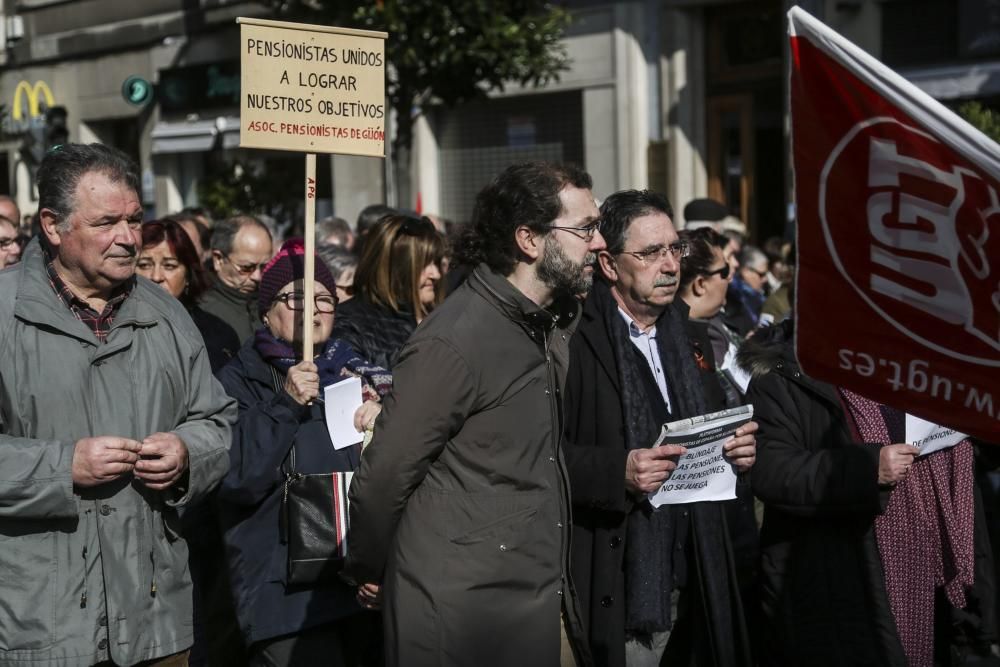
[344, 265, 591, 667]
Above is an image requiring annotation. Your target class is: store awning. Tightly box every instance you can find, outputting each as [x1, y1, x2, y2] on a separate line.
[902, 60, 1000, 100]
[151, 119, 217, 154]
[151, 116, 244, 153]
[217, 116, 241, 150]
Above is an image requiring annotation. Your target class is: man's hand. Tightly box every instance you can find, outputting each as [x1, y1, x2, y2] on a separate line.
[353, 400, 382, 433]
[72, 436, 142, 487]
[356, 582, 381, 610]
[134, 432, 189, 491]
[879, 443, 920, 486]
[284, 360, 319, 406]
[723, 420, 758, 473]
[625, 445, 687, 496]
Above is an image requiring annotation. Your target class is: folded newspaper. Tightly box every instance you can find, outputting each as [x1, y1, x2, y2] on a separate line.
[647, 405, 754, 508]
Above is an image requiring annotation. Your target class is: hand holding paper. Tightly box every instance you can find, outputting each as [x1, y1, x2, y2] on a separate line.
[626, 445, 686, 495]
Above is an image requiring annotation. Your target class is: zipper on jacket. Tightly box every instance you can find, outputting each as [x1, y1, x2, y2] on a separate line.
[80, 546, 88, 608]
[149, 550, 157, 596]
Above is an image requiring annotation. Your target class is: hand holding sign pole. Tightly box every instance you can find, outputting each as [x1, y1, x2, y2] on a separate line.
[237, 16, 387, 360]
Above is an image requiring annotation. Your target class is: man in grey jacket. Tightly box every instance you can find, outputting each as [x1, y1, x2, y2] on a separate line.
[0, 143, 236, 666]
[345, 162, 607, 667]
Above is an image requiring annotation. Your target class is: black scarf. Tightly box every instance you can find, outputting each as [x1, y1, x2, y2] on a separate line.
[591, 280, 706, 633]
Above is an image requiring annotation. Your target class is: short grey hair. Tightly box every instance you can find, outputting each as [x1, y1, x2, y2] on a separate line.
[37, 143, 140, 231]
[316, 216, 353, 246]
[209, 214, 272, 255]
[738, 245, 768, 272]
[317, 243, 358, 283]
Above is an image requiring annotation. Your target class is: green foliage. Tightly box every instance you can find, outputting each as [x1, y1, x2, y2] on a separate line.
[270, 0, 571, 150]
[197, 159, 302, 221]
[957, 101, 1000, 144]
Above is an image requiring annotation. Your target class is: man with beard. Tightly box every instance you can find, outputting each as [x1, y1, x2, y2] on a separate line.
[345, 162, 606, 667]
[562, 189, 757, 667]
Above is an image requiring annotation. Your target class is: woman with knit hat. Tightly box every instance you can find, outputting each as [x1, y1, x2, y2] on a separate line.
[215, 239, 390, 667]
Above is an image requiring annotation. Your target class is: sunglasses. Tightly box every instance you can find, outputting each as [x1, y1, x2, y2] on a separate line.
[703, 264, 731, 280]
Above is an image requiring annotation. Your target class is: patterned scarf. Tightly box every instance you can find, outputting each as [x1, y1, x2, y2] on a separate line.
[253, 328, 393, 400]
[839, 388, 975, 667]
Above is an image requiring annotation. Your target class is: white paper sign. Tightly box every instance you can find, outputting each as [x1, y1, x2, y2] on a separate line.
[721, 343, 752, 393]
[906, 413, 966, 457]
[647, 405, 753, 507]
[323, 376, 363, 450]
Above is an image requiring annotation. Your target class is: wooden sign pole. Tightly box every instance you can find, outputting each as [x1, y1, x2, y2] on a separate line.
[303, 153, 317, 360]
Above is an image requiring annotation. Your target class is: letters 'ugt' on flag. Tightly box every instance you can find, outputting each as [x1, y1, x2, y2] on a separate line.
[788, 7, 999, 443]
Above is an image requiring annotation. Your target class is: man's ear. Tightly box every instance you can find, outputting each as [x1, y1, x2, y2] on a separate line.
[514, 225, 542, 261]
[211, 249, 225, 273]
[39, 209, 63, 248]
[597, 250, 618, 283]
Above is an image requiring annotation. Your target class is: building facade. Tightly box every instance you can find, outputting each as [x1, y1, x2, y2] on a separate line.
[1, 0, 997, 240]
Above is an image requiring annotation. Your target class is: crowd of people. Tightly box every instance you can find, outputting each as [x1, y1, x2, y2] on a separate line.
[0, 143, 997, 667]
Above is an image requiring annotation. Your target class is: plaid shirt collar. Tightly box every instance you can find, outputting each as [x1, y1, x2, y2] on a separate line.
[44, 246, 134, 343]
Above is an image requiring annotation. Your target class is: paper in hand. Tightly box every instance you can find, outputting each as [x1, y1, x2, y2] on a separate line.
[905, 413, 966, 457]
[323, 376, 364, 450]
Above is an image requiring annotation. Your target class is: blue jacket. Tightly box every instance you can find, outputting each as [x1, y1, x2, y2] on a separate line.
[216, 338, 362, 644]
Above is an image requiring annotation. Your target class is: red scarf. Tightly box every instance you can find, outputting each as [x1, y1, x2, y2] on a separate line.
[839, 388, 975, 667]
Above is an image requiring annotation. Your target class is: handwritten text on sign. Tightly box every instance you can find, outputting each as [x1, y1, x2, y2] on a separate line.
[238, 18, 387, 156]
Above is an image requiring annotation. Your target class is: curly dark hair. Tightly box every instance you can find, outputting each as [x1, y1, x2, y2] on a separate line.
[454, 161, 593, 275]
[598, 189, 674, 256]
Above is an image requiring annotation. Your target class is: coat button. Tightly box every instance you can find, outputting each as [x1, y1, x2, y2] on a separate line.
[557, 589, 564, 597]
[609, 536, 622, 549]
[98, 614, 107, 626]
[548, 456, 556, 463]
[100, 505, 112, 516]
[600, 596, 614, 608]
[98, 638, 108, 650]
[557, 522, 563, 529]
[499, 544, 508, 552]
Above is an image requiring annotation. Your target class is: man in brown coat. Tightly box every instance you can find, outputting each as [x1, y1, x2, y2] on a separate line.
[344, 162, 606, 667]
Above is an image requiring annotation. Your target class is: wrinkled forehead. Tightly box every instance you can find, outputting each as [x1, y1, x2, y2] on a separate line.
[624, 211, 677, 247]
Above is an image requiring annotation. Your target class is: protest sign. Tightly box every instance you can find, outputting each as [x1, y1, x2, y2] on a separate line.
[238, 17, 387, 156]
[789, 7, 1000, 443]
[648, 405, 753, 507]
[237, 17, 387, 358]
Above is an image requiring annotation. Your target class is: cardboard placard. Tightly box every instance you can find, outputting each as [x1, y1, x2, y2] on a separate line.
[238, 17, 387, 156]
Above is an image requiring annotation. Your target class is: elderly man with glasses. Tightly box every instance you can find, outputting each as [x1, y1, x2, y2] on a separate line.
[561, 189, 758, 667]
[202, 215, 274, 343]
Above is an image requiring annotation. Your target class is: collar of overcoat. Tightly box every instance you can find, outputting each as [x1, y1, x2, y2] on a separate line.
[13, 239, 160, 355]
[576, 279, 695, 397]
[467, 263, 581, 338]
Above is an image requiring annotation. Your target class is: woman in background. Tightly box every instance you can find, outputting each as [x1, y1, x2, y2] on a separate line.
[331, 215, 446, 370]
[217, 239, 389, 667]
[136, 218, 240, 371]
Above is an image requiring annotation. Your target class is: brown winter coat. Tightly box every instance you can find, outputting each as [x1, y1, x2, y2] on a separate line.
[344, 265, 591, 667]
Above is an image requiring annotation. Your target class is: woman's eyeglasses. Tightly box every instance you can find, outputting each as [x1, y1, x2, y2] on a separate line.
[273, 292, 337, 313]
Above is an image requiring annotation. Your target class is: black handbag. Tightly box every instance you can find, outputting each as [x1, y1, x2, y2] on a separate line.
[271, 367, 354, 586]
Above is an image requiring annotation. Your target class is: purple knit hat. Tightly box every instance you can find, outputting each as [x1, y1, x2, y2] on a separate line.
[258, 238, 338, 319]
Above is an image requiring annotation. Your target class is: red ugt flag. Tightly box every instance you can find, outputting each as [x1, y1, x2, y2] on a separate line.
[789, 7, 1000, 443]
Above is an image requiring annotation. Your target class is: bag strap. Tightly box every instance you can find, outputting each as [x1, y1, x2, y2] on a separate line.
[268, 365, 298, 474]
